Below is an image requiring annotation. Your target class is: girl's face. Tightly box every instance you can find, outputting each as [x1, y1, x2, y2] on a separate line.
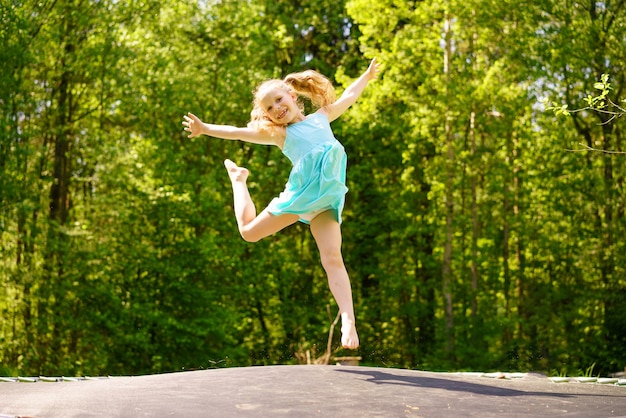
[259, 87, 303, 125]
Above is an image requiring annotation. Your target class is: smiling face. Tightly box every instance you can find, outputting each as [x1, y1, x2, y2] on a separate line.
[258, 86, 304, 125]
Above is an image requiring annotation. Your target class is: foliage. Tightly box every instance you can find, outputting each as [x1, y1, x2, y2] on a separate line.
[1, 0, 625, 377]
[545, 73, 625, 118]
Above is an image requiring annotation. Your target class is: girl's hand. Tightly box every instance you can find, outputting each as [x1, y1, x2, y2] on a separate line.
[366, 58, 381, 81]
[182, 112, 205, 138]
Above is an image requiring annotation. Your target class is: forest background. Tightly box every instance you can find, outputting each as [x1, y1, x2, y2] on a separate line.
[1, 0, 625, 377]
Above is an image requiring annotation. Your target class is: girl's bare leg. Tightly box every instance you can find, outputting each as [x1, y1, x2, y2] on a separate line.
[224, 159, 254, 227]
[310, 210, 359, 349]
[224, 159, 299, 242]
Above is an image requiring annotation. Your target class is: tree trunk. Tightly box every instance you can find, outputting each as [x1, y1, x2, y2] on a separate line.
[469, 109, 478, 319]
[49, 56, 72, 225]
[441, 13, 455, 356]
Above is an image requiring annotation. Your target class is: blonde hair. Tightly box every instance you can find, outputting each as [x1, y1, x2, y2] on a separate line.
[248, 70, 336, 135]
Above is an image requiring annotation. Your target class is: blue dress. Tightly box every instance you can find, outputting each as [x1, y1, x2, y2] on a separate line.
[266, 113, 348, 224]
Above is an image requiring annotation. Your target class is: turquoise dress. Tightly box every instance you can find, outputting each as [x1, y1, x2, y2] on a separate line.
[267, 112, 348, 224]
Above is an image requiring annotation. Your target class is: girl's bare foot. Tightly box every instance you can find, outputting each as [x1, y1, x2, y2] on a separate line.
[341, 317, 359, 349]
[224, 159, 249, 183]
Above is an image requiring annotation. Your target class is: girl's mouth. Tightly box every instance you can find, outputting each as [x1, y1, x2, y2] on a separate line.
[277, 109, 287, 120]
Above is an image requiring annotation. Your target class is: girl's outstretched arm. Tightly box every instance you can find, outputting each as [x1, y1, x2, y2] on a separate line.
[323, 58, 381, 122]
[182, 113, 279, 146]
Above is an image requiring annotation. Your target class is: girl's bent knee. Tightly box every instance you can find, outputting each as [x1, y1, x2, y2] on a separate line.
[240, 228, 260, 243]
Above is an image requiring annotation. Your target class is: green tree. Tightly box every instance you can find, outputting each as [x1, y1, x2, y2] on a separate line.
[531, 0, 626, 374]
[344, 0, 626, 374]
[2, 0, 625, 377]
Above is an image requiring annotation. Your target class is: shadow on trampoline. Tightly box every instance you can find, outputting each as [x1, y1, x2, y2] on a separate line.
[334, 368, 595, 399]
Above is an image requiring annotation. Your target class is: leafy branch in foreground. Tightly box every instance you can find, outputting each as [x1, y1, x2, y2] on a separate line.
[544, 74, 626, 154]
[544, 74, 625, 121]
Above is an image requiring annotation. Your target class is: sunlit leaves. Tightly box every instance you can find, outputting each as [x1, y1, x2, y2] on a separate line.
[2, 0, 625, 376]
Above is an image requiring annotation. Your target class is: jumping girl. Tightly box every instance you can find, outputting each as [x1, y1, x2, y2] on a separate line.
[182, 58, 380, 349]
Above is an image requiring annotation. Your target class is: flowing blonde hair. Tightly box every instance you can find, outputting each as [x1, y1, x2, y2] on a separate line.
[248, 70, 336, 135]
